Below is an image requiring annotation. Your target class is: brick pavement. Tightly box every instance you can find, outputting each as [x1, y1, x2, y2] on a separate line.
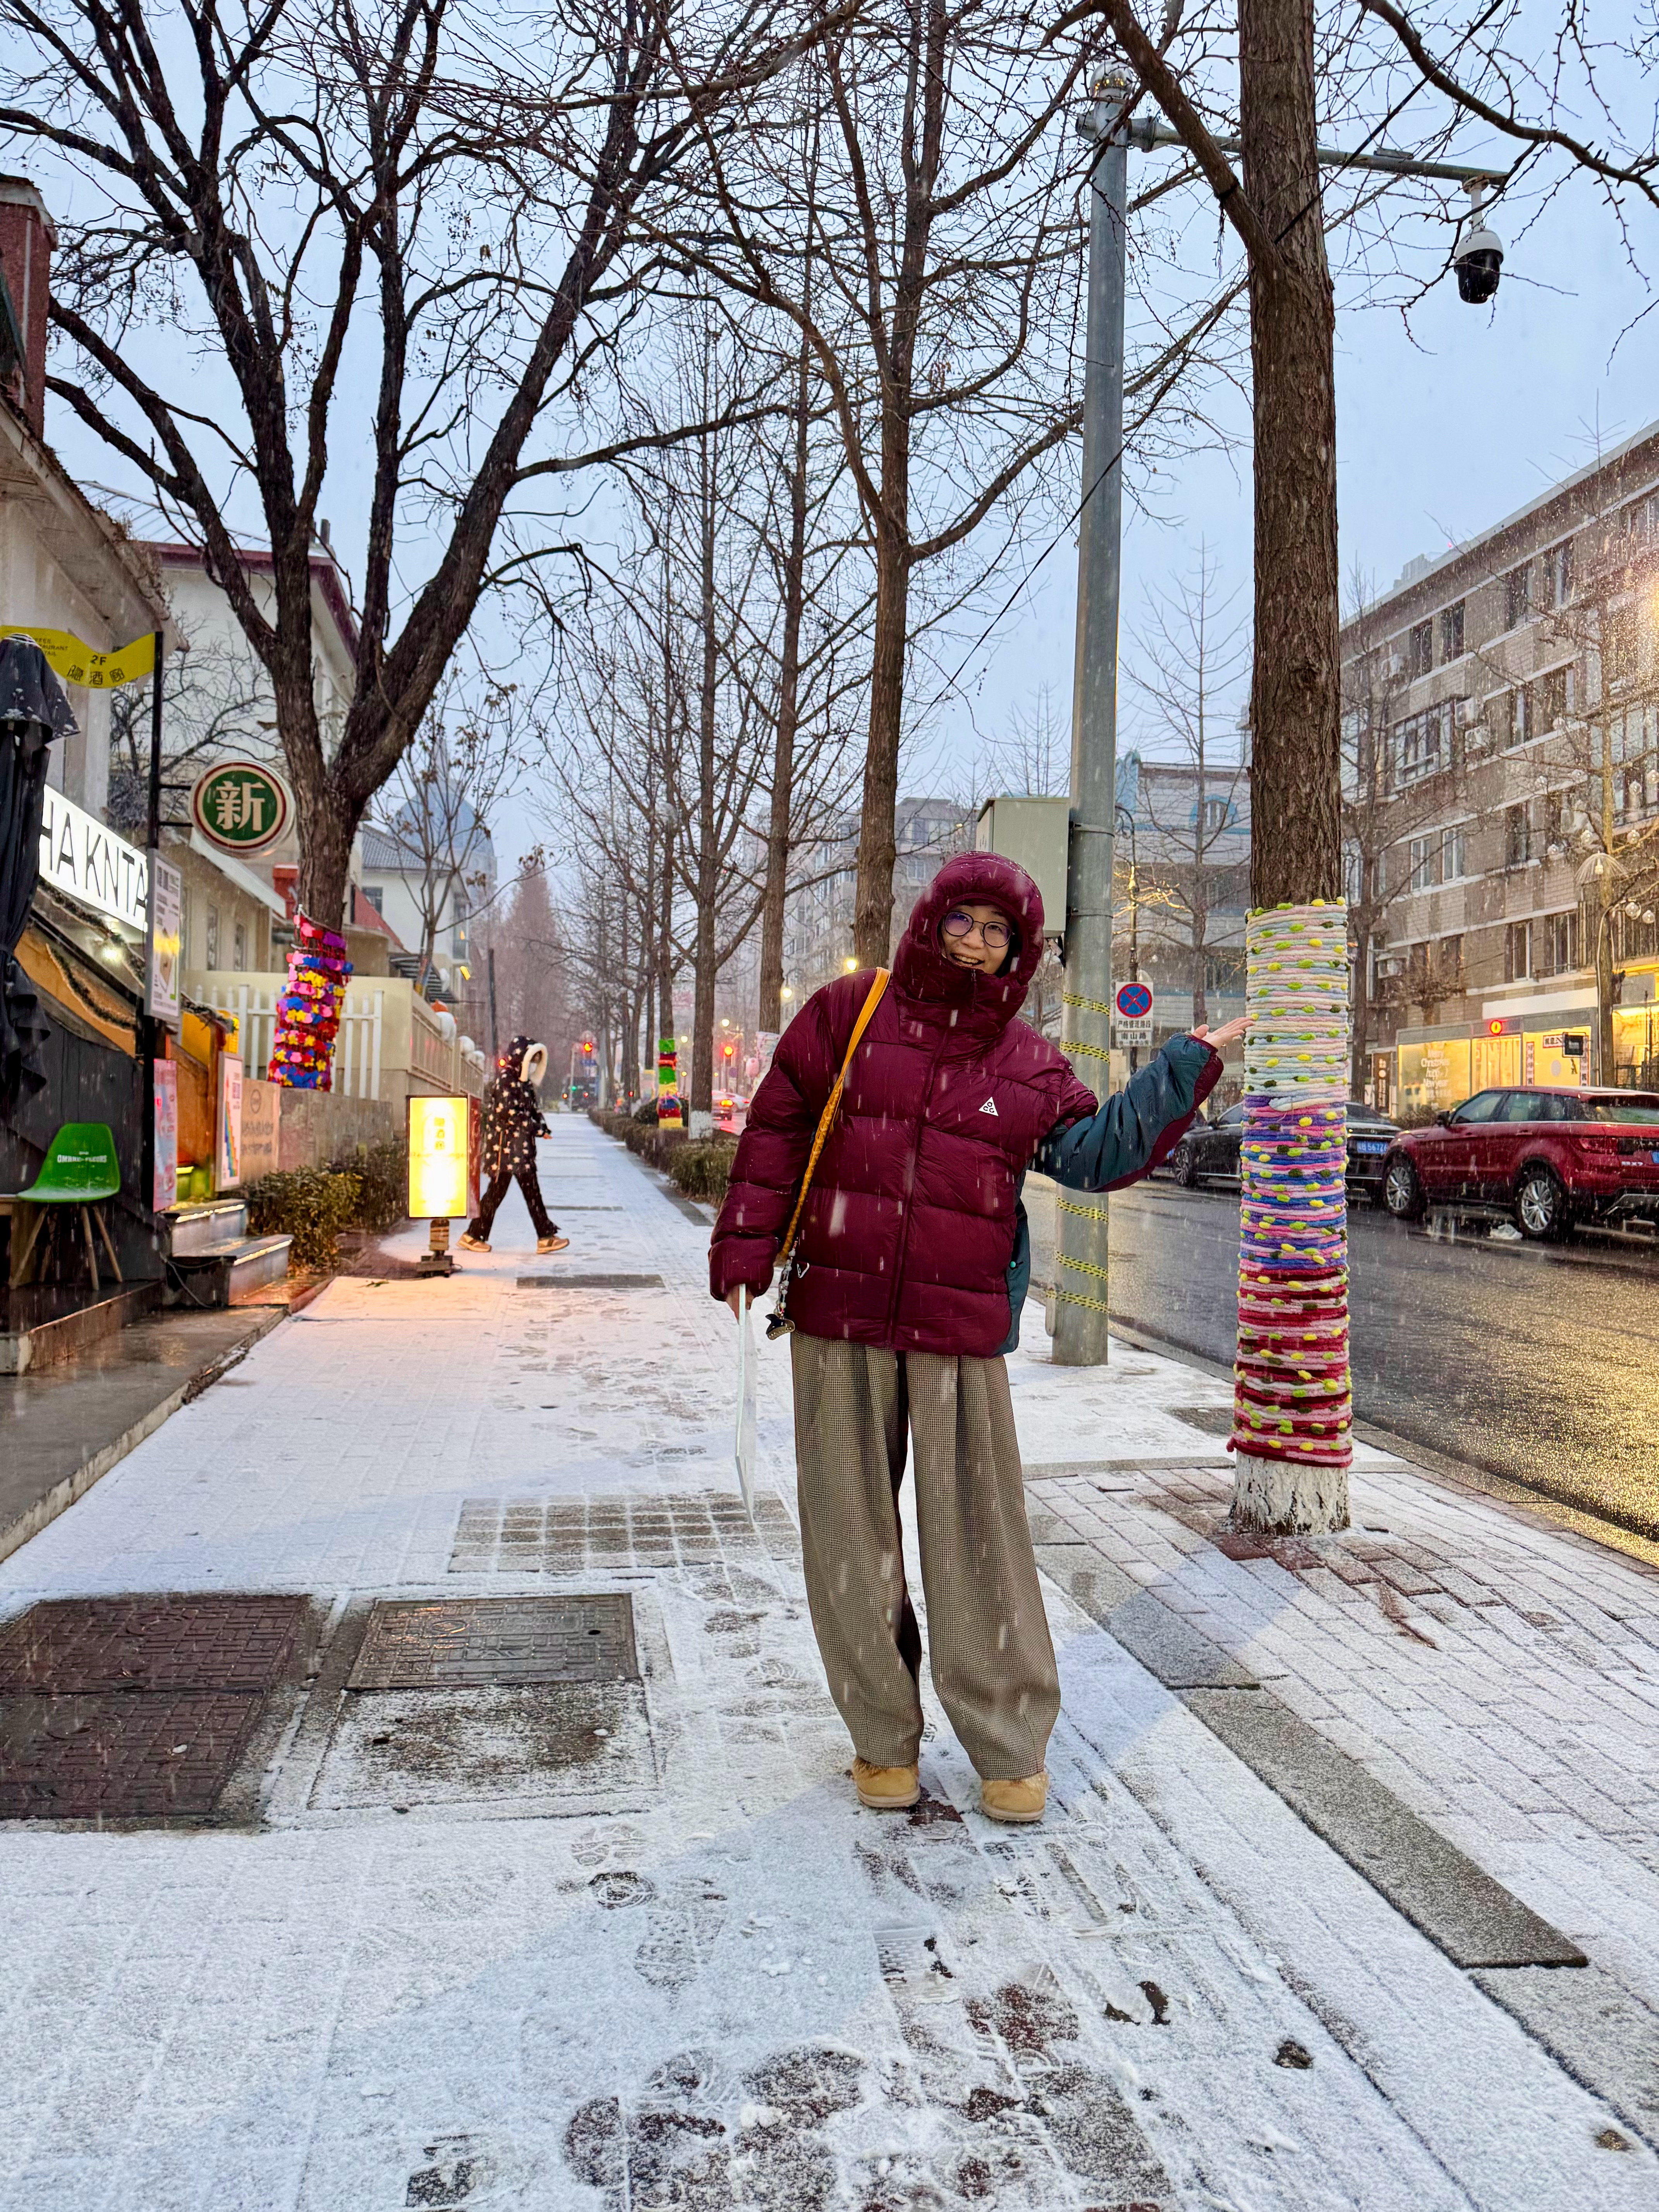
[0, 1117, 1652, 2209]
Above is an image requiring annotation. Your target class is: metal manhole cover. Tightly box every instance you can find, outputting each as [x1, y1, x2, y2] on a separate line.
[515, 1273, 663, 1290]
[0, 1691, 266, 1819]
[348, 1595, 639, 1690]
[0, 1594, 306, 1693]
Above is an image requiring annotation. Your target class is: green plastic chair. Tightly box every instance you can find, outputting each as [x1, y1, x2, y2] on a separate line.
[3, 1123, 123, 1292]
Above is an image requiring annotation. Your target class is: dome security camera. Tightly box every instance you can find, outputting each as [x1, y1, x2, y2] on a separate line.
[1454, 182, 1503, 304]
[1455, 223, 1503, 303]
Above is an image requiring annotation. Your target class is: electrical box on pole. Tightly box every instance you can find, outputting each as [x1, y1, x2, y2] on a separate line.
[974, 797, 1072, 941]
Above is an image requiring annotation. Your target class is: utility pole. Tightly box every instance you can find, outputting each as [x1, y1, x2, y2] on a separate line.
[486, 945, 499, 1062]
[1054, 83, 1129, 1367]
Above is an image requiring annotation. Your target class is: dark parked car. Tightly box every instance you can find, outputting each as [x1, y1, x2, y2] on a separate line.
[1381, 1087, 1659, 1240]
[1166, 1101, 1401, 1197]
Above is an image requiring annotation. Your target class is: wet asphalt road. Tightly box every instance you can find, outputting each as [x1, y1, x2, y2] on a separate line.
[1029, 1175, 1659, 1540]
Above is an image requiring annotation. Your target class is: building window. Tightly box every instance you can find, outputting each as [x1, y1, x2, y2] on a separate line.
[1199, 795, 1233, 833]
[1441, 824, 1468, 881]
[1506, 686, 1532, 747]
[1542, 911, 1578, 975]
[1393, 704, 1448, 785]
[1535, 666, 1571, 731]
[1504, 563, 1532, 630]
[362, 885, 383, 915]
[1505, 919, 1532, 980]
[232, 921, 247, 973]
[1408, 835, 1439, 893]
[205, 904, 220, 969]
[1542, 540, 1573, 608]
[1439, 600, 1465, 661]
[1408, 619, 1434, 679]
[1504, 804, 1532, 868]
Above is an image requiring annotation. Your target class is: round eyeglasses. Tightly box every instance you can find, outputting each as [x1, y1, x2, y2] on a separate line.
[941, 908, 1012, 950]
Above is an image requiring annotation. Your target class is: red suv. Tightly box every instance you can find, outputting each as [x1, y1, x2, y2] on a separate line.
[1382, 1087, 1659, 1239]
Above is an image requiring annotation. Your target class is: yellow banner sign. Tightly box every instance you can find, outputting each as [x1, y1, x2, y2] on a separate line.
[11, 626, 157, 689]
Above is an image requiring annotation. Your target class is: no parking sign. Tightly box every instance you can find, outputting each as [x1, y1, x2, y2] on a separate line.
[1113, 979, 1154, 1047]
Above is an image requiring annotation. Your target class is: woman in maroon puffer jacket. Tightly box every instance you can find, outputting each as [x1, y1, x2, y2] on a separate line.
[710, 852, 1240, 1824]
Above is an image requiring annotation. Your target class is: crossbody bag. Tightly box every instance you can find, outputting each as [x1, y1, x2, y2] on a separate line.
[765, 967, 891, 1340]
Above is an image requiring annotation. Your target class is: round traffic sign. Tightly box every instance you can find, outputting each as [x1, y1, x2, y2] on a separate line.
[1115, 980, 1153, 1021]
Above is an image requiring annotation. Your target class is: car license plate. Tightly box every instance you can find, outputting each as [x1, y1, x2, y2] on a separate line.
[1353, 1140, 1388, 1155]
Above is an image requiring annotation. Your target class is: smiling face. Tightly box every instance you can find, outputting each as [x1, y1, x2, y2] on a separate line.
[938, 900, 1015, 974]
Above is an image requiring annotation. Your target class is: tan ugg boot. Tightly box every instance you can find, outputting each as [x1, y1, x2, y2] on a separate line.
[537, 1235, 570, 1254]
[851, 1757, 921, 1811]
[980, 1773, 1047, 1824]
[458, 1234, 490, 1253]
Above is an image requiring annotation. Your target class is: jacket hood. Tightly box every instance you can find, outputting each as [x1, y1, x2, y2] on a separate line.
[498, 1033, 544, 1086]
[892, 851, 1047, 1030]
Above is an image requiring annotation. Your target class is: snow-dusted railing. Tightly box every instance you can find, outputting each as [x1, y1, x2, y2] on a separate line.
[193, 974, 386, 1099]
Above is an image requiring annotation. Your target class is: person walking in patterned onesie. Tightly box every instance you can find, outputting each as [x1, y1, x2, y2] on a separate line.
[460, 1035, 569, 1256]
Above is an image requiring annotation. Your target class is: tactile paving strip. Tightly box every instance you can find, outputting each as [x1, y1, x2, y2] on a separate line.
[347, 1595, 639, 1690]
[0, 1691, 268, 1820]
[450, 1493, 800, 1575]
[0, 1594, 306, 1693]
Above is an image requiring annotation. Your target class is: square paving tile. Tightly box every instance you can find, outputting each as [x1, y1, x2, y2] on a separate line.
[347, 1595, 639, 1690]
[0, 1691, 267, 1819]
[0, 1594, 306, 1694]
[309, 1681, 656, 1811]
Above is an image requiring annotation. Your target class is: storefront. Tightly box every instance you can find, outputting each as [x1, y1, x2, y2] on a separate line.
[1613, 966, 1659, 1090]
[1393, 1012, 1595, 1115]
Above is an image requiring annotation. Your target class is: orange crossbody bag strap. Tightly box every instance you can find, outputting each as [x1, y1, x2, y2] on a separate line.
[775, 969, 890, 1265]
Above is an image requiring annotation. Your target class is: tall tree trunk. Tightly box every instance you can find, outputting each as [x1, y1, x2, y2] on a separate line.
[1241, 0, 1341, 909]
[855, 524, 910, 966]
[759, 346, 812, 1029]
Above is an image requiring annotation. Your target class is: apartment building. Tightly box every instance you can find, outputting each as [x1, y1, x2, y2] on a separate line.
[1341, 421, 1659, 1112]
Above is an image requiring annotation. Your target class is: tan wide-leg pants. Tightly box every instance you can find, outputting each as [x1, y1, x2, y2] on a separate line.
[789, 1334, 1061, 1781]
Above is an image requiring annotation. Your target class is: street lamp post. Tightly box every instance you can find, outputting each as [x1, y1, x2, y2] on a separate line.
[1054, 95, 1511, 1369]
[1053, 83, 1130, 1368]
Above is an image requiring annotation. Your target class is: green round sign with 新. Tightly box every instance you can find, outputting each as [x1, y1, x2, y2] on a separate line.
[191, 759, 292, 853]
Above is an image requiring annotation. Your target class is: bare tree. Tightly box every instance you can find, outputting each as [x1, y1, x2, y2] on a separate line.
[1123, 548, 1250, 1030]
[371, 674, 527, 992]
[106, 637, 269, 836]
[0, 0, 833, 927]
[670, 5, 1135, 965]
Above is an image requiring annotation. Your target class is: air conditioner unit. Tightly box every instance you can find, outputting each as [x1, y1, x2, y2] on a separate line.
[1386, 652, 1407, 681]
[1456, 699, 1482, 726]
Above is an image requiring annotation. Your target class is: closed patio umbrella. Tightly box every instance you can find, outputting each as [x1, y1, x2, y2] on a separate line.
[0, 634, 77, 1112]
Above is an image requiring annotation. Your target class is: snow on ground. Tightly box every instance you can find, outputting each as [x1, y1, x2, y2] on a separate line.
[0, 1116, 1651, 2209]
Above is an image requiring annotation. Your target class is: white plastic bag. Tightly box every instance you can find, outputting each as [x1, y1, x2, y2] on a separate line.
[733, 1285, 759, 1523]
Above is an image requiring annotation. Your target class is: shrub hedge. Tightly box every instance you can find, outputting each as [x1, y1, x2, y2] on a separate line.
[668, 1140, 737, 1204]
[246, 1166, 363, 1272]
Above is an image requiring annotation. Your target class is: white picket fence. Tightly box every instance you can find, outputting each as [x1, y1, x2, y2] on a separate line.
[206, 981, 386, 1099]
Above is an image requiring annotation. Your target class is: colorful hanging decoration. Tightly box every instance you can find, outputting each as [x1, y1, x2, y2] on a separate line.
[267, 912, 352, 1091]
[1230, 901, 1353, 1472]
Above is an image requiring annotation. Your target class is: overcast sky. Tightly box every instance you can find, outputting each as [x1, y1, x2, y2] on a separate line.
[929, 144, 1658, 790]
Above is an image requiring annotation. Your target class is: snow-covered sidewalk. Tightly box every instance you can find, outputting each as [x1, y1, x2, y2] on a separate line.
[0, 1113, 1654, 2210]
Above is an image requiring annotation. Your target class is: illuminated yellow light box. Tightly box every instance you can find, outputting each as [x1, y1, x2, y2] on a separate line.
[408, 1094, 474, 1218]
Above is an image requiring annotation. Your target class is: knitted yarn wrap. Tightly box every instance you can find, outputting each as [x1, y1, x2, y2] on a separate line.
[267, 912, 352, 1091]
[1230, 901, 1353, 1471]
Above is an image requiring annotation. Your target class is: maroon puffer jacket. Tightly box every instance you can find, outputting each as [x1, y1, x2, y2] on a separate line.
[711, 852, 1107, 1357]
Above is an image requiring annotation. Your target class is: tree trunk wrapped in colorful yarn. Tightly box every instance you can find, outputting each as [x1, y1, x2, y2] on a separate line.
[1229, 900, 1352, 1534]
[267, 912, 352, 1091]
